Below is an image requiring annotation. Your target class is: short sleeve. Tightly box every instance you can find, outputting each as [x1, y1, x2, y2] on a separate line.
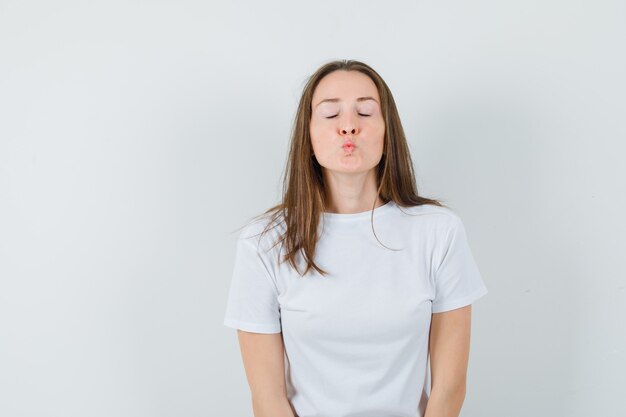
[223, 230, 282, 333]
[432, 215, 488, 313]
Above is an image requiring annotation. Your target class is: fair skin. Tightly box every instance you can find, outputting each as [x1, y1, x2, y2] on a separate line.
[237, 70, 472, 417]
[425, 305, 472, 417]
[237, 330, 296, 417]
[309, 70, 386, 213]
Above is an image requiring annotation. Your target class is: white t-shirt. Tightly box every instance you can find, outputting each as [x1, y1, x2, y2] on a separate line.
[223, 200, 488, 417]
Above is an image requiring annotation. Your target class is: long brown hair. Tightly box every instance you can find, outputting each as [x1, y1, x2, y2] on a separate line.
[236, 59, 446, 277]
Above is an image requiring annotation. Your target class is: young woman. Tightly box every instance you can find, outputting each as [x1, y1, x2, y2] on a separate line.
[223, 59, 488, 417]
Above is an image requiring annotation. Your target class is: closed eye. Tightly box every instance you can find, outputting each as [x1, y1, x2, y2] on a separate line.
[325, 113, 371, 119]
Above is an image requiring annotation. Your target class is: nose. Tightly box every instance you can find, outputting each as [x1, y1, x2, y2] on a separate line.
[337, 112, 360, 137]
[340, 123, 359, 136]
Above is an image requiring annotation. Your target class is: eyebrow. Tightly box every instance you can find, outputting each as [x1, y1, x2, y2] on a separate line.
[314, 96, 379, 108]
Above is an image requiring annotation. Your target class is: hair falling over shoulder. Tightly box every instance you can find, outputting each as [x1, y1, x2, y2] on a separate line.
[236, 59, 446, 278]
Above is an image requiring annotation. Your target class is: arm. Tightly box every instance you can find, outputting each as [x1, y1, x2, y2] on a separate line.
[424, 305, 472, 417]
[237, 330, 296, 417]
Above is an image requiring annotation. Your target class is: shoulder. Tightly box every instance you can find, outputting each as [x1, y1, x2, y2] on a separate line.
[237, 210, 286, 254]
[398, 203, 463, 228]
[395, 203, 470, 249]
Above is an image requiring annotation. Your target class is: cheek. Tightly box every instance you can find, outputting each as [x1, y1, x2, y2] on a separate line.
[365, 120, 385, 141]
[309, 123, 332, 149]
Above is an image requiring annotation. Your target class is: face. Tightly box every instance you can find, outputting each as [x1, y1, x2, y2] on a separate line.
[309, 70, 385, 175]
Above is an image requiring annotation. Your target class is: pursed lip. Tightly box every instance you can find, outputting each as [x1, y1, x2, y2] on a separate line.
[342, 141, 356, 149]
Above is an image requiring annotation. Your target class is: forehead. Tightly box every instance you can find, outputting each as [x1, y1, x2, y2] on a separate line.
[312, 70, 380, 104]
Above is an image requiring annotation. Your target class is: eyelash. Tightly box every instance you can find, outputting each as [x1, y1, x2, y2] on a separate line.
[326, 113, 370, 119]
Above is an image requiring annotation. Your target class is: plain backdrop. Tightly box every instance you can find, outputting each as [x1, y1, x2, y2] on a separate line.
[1, 1, 625, 416]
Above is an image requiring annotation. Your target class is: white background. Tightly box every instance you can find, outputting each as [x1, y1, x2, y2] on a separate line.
[1, 1, 625, 416]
